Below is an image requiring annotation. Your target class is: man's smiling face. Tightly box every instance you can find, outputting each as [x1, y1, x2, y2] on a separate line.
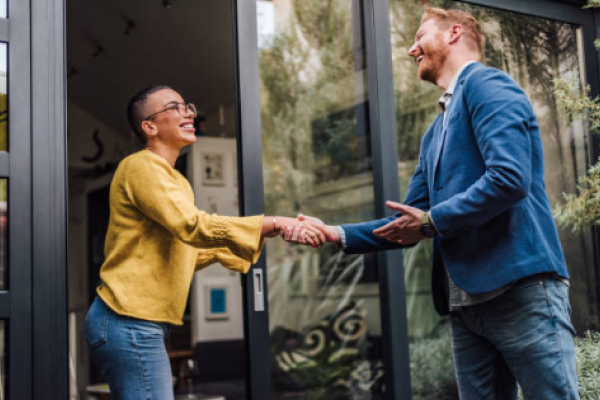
[408, 18, 450, 85]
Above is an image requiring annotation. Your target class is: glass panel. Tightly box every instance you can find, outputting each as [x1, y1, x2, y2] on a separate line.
[258, 0, 385, 398]
[0, 43, 6, 151]
[0, 0, 6, 19]
[390, 1, 595, 398]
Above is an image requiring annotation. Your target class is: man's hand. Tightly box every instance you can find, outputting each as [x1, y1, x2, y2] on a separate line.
[372, 201, 425, 245]
[281, 214, 339, 245]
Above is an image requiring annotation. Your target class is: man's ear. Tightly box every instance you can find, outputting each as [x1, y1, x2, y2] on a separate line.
[448, 24, 463, 45]
[141, 120, 157, 138]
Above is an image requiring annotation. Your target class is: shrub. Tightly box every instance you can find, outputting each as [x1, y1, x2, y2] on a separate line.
[409, 325, 459, 400]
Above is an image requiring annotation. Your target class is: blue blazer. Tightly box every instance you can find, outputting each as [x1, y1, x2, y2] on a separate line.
[342, 62, 568, 299]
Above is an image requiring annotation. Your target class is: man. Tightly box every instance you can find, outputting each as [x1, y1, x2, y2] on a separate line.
[286, 7, 579, 400]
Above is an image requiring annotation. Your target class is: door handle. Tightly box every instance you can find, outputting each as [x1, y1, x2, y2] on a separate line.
[253, 269, 265, 312]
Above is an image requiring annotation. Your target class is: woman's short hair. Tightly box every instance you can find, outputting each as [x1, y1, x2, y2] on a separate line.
[421, 7, 484, 55]
[127, 85, 172, 144]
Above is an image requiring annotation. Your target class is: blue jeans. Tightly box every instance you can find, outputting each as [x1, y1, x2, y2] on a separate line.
[450, 277, 580, 400]
[85, 297, 174, 400]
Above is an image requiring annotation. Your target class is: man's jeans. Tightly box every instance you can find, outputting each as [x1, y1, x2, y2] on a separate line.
[451, 277, 580, 400]
[85, 297, 174, 400]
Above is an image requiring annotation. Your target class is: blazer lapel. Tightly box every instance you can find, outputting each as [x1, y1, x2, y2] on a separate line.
[431, 99, 457, 185]
[428, 115, 444, 189]
[430, 63, 482, 187]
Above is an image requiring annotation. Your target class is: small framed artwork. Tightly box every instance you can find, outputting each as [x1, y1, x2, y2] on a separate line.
[204, 284, 230, 320]
[201, 152, 226, 186]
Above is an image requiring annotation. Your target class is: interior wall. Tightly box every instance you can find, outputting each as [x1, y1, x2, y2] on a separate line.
[189, 137, 245, 343]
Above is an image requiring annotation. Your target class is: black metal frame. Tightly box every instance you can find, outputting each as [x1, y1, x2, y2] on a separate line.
[31, 0, 69, 398]
[363, 0, 412, 398]
[233, 1, 273, 399]
[8, 0, 32, 399]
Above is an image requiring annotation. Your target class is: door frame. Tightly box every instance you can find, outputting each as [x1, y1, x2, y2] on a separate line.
[31, 0, 69, 398]
[8, 0, 33, 398]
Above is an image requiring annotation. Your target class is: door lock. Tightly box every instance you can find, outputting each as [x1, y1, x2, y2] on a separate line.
[253, 269, 265, 312]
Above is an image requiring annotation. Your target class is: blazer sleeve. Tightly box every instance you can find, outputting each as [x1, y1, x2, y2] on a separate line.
[429, 68, 533, 239]
[342, 133, 432, 254]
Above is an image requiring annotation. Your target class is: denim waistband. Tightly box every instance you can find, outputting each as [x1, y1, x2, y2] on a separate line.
[94, 296, 172, 333]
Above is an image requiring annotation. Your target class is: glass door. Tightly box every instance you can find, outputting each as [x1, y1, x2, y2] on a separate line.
[235, 0, 410, 399]
[235, 1, 600, 400]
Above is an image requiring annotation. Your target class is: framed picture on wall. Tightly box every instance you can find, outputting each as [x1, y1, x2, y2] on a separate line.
[204, 284, 230, 321]
[201, 152, 226, 186]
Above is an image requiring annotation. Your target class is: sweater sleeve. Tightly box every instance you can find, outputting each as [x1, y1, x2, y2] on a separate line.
[123, 152, 264, 264]
[196, 245, 262, 274]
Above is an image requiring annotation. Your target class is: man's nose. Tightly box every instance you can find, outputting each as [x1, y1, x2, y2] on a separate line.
[408, 44, 418, 57]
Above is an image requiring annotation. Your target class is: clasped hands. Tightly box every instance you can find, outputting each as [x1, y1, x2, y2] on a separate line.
[279, 201, 426, 247]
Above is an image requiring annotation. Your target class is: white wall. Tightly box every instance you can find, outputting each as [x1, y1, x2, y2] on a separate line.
[189, 137, 245, 343]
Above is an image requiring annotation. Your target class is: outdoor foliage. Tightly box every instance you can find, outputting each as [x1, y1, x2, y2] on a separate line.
[574, 331, 600, 399]
[409, 326, 458, 400]
[412, 329, 600, 400]
[553, 0, 600, 230]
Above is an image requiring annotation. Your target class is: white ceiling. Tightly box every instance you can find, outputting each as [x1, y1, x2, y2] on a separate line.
[67, 0, 237, 137]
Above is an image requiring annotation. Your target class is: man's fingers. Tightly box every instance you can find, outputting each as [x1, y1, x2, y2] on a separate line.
[385, 201, 408, 212]
[373, 221, 396, 236]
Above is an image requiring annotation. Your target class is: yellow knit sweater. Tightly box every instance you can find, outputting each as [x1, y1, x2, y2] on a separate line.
[97, 150, 264, 325]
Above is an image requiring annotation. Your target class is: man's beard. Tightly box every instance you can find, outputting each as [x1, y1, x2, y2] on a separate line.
[419, 38, 449, 85]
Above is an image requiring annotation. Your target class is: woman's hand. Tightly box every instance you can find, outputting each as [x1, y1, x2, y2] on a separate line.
[273, 216, 330, 248]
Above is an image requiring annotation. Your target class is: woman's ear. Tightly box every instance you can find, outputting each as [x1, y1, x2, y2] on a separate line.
[141, 120, 157, 138]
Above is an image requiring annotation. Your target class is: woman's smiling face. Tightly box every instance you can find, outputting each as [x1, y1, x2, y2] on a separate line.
[142, 89, 197, 148]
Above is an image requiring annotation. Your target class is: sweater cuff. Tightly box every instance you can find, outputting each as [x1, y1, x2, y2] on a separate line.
[252, 216, 266, 265]
[336, 226, 347, 250]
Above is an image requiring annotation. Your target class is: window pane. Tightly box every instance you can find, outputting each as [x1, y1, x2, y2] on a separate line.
[0, 0, 6, 19]
[257, 0, 385, 398]
[390, 1, 595, 398]
[0, 43, 6, 151]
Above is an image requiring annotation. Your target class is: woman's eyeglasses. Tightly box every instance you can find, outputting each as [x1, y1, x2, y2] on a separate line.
[144, 102, 198, 120]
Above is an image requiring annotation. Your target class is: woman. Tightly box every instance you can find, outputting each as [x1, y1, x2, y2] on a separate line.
[85, 85, 329, 400]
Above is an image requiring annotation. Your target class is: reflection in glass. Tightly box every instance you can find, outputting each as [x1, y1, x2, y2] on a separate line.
[257, 0, 384, 398]
[390, 1, 595, 398]
[0, 43, 6, 151]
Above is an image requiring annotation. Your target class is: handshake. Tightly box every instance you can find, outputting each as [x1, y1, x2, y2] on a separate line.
[269, 214, 339, 248]
[267, 201, 428, 249]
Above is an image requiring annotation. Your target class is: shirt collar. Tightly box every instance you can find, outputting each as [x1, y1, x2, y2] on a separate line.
[438, 60, 478, 111]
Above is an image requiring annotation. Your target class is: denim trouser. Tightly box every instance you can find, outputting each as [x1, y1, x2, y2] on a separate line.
[85, 297, 174, 400]
[451, 277, 580, 400]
